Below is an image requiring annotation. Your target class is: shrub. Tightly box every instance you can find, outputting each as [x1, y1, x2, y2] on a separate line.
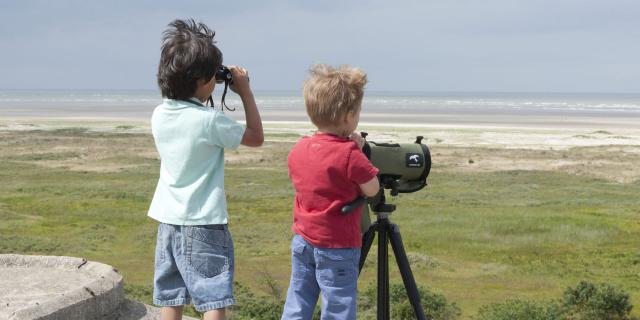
[358, 281, 461, 320]
[474, 281, 637, 320]
[563, 281, 635, 320]
[230, 281, 285, 320]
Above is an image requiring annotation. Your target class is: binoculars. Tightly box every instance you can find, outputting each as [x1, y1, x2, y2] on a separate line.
[215, 65, 232, 84]
[209, 65, 234, 111]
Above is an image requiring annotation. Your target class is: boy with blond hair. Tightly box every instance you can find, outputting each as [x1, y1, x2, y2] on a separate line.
[281, 64, 380, 320]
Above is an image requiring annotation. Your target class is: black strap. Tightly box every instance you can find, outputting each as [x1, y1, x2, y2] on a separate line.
[220, 82, 235, 111]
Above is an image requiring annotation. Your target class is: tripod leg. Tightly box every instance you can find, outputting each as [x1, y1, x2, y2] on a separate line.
[359, 222, 377, 274]
[378, 220, 390, 320]
[389, 224, 427, 320]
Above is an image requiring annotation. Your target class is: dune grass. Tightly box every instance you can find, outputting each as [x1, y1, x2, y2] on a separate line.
[0, 127, 638, 319]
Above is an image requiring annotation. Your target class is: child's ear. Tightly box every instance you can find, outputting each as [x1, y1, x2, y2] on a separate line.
[196, 77, 213, 87]
[346, 110, 358, 122]
[343, 112, 352, 123]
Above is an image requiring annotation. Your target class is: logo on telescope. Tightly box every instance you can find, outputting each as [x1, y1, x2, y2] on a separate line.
[405, 153, 423, 167]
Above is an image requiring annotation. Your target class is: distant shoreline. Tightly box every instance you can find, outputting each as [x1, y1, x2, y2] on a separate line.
[1, 109, 639, 131]
[1, 90, 639, 131]
[1, 114, 639, 182]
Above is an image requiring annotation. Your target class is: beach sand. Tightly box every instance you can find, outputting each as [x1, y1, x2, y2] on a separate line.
[1, 110, 639, 184]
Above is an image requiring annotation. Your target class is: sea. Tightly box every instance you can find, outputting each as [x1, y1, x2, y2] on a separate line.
[1, 90, 639, 128]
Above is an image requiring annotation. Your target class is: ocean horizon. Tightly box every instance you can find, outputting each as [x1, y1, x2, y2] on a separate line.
[1, 90, 639, 128]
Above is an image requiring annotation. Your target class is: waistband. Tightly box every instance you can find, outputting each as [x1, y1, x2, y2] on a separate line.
[160, 222, 227, 230]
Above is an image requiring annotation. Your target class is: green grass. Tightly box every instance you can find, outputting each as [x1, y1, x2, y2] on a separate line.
[52, 127, 90, 135]
[0, 129, 638, 319]
[4, 151, 81, 161]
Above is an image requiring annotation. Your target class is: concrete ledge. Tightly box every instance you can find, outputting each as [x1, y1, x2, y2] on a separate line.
[1, 254, 123, 320]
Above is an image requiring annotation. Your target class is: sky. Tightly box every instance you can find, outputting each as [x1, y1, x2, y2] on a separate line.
[0, 0, 639, 93]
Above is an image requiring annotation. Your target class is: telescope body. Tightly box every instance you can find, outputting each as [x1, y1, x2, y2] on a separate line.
[364, 140, 431, 193]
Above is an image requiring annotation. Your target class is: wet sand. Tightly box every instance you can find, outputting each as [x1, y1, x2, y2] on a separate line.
[1, 102, 639, 130]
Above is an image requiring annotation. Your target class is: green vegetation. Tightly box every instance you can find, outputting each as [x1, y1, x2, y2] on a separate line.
[358, 282, 461, 320]
[229, 280, 460, 320]
[475, 299, 565, 320]
[50, 127, 91, 135]
[0, 127, 638, 319]
[475, 281, 636, 320]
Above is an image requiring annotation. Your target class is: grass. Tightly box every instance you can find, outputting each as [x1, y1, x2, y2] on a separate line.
[0, 127, 638, 319]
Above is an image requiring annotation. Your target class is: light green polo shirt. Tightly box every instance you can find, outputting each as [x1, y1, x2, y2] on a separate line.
[148, 98, 246, 225]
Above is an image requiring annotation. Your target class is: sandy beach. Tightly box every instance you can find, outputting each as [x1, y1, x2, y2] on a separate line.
[1, 105, 639, 184]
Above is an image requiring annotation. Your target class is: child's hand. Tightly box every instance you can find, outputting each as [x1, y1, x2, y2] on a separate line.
[228, 65, 252, 98]
[350, 132, 366, 150]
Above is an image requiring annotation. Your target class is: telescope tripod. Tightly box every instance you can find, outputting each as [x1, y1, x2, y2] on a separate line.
[359, 191, 426, 320]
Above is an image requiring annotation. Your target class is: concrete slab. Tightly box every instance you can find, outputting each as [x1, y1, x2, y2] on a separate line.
[0, 254, 122, 320]
[0, 254, 200, 320]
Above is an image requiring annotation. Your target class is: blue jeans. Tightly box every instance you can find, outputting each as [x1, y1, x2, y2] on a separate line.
[281, 234, 361, 320]
[153, 223, 235, 312]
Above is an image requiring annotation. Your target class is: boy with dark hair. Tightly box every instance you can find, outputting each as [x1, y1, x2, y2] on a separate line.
[281, 64, 380, 320]
[149, 18, 263, 320]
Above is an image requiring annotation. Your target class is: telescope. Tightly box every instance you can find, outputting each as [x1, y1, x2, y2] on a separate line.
[352, 132, 432, 320]
[362, 132, 431, 196]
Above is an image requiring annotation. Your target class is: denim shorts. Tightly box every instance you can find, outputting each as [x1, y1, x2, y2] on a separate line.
[153, 223, 235, 312]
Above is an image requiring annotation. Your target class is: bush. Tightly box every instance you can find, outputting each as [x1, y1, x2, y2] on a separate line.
[230, 281, 285, 320]
[563, 281, 635, 320]
[474, 281, 637, 320]
[230, 280, 459, 319]
[358, 281, 461, 320]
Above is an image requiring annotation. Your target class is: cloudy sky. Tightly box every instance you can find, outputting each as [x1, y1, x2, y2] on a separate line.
[0, 0, 638, 93]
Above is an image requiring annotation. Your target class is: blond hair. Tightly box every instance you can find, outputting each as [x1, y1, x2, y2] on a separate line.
[303, 64, 368, 128]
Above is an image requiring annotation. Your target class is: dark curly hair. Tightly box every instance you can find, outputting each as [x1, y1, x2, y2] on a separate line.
[157, 19, 223, 100]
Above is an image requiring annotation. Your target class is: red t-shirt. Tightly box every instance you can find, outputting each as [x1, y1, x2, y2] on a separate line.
[288, 132, 379, 248]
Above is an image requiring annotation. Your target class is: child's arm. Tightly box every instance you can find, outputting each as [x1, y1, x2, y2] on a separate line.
[359, 176, 380, 197]
[350, 132, 380, 197]
[229, 66, 264, 147]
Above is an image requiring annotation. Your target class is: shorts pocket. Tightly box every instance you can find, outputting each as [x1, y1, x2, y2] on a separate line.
[186, 226, 230, 278]
[291, 235, 306, 255]
[315, 248, 359, 287]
